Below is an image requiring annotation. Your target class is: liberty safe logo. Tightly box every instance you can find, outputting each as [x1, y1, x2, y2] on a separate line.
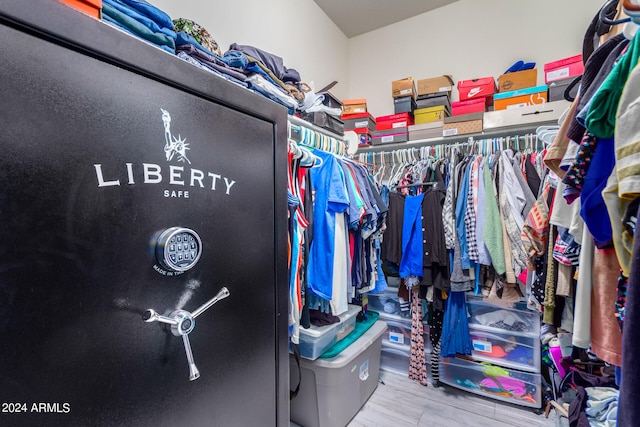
[92, 108, 237, 198]
[161, 109, 191, 164]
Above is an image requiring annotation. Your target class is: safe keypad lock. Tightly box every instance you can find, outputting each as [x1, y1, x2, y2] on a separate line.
[155, 227, 202, 272]
[143, 287, 230, 381]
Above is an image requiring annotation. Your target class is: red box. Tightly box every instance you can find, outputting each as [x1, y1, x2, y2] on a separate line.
[375, 112, 414, 131]
[544, 54, 584, 83]
[351, 127, 372, 146]
[451, 98, 487, 116]
[457, 77, 496, 104]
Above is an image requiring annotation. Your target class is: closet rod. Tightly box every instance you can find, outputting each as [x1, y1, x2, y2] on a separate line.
[356, 121, 558, 153]
[288, 114, 347, 144]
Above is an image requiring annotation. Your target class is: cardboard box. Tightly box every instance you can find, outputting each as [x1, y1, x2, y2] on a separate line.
[59, 0, 102, 18]
[416, 93, 451, 114]
[409, 122, 444, 141]
[457, 77, 496, 103]
[392, 77, 417, 99]
[498, 69, 538, 93]
[414, 106, 446, 124]
[493, 85, 548, 111]
[443, 113, 483, 137]
[483, 100, 570, 130]
[342, 113, 376, 133]
[376, 112, 414, 131]
[342, 99, 367, 115]
[417, 75, 454, 96]
[451, 98, 486, 116]
[544, 54, 584, 83]
[372, 131, 409, 145]
[394, 96, 417, 114]
[548, 76, 580, 102]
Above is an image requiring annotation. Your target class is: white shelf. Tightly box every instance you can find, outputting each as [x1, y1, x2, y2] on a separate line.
[356, 121, 557, 153]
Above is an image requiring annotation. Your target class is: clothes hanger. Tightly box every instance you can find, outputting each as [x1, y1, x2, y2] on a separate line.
[601, 0, 631, 25]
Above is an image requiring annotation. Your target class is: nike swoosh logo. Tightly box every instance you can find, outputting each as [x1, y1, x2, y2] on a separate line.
[468, 87, 483, 98]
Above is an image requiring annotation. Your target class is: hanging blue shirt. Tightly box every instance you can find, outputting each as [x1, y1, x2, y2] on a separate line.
[456, 163, 472, 270]
[580, 137, 615, 245]
[307, 150, 350, 300]
[399, 193, 425, 278]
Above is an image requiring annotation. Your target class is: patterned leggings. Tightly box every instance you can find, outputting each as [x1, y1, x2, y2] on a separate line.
[429, 305, 444, 384]
[409, 288, 428, 385]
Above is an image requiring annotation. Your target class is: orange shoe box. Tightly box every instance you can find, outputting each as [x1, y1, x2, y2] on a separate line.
[342, 99, 367, 115]
[498, 69, 538, 93]
[493, 85, 548, 111]
[59, 0, 102, 18]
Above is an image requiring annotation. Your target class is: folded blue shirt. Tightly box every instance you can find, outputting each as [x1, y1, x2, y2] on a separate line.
[118, 0, 174, 30]
[103, 0, 176, 39]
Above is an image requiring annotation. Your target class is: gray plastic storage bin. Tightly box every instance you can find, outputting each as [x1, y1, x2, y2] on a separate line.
[290, 320, 387, 427]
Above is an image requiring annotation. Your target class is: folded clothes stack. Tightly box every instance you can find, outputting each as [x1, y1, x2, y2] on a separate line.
[102, 0, 176, 54]
[101, 1, 329, 116]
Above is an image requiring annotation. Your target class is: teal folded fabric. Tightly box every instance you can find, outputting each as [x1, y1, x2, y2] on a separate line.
[319, 310, 379, 359]
[586, 32, 640, 139]
[102, 2, 175, 51]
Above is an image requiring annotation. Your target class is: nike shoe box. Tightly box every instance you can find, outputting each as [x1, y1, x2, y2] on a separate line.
[544, 54, 583, 83]
[391, 77, 417, 99]
[372, 129, 409, 145]
[342, 112, 376, 133]
[451, 98, 486, 116]
[394, 96, 418, 114]
[416, 93, 451, 114]
[417, 75, 454, 97]
[443, 113, 483, 137]
[414, 106, 446, 125]
[497, 69, 538, 93]
[493, 85, 548, 111]
[548, 76, 581, 102]
[457, 76, 496, 106]
[375, 112, 414, 131]
[342, 98, 367, 115]
[300, 111, 344, 135]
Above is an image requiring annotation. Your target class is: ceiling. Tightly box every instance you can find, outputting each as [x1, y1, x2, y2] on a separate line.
[313, 0, 460, 38]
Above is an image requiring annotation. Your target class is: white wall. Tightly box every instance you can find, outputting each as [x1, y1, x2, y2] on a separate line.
[348, 0, 606, 117]
[150, 0, 350, 100]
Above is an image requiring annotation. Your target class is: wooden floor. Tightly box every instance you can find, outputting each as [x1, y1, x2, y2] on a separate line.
[347, 370, 557, 427]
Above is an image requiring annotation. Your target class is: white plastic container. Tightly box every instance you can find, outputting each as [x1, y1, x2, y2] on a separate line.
[466, 299, 540, 337]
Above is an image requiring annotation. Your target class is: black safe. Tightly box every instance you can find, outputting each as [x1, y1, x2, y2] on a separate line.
[0, 1, 289, 426]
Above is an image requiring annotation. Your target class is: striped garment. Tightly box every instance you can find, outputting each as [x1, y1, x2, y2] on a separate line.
[615, 62, 640, 200]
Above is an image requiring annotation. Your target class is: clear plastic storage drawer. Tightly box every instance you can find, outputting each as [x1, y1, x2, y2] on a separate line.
[468, 326, 540, 372]
[366, 286, 410, 319]
[380, 341, 410, 375]
[439, 356, 542, 408]
[467, 299, 540, 337]
[379, 314, 432, 354]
